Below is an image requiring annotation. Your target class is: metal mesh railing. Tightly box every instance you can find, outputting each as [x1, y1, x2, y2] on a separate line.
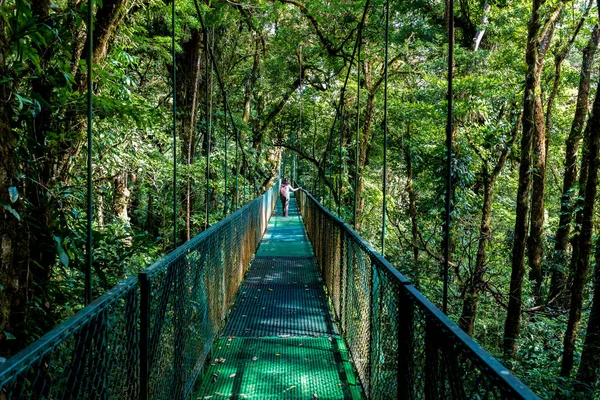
[296, 190, 540, 400]
[0, 278, 140, 399]
[139, 186, 277, 399]
[0, 185, 278, 399]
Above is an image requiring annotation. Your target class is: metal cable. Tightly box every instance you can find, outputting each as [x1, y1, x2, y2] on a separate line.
[192, 1, 245, 211]
[443, 0, 455, 314]
[85, 0, 94, 305]
[235, 114, 239, 210]
[322, 0, 370, 217]
[224, 98, 228, 215]
[338, 94, 342, 217]
[172, 0, 178, 246]
[205, 29, 210, 230]
[353, 23, 362, 230]
[382, 0, 389, 256]
[298, 46, 302, 186]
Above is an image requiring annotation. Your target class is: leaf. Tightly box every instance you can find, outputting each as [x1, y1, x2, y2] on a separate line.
[55, 238, 69, 268]
[14, 93, 32, 111]
[3, 331, 16, 340]
[8, 187, 18, 203]
[1, 202, 20, 221]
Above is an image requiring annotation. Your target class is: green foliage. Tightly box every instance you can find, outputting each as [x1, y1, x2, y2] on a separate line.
[2, 0, 600, 395]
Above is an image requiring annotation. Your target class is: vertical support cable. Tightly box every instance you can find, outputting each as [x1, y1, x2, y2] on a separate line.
[313, 107, 318, 194]
[192, 0, 240, 210]
[205, 30, 210, 230]
[382, 0, 389, 256]
[235, 118, 239, 209]
[224, 99, 228, 215]
[85, 0, 94, 305]
[443, 0, 454, 314]
[298, 46, 302, 186]
[338, 99, 343, 218]
[327, 150, 332, 210]
[244, 175, 247, 203]
[354, 23, 362, 230]
[323, 1, 368, 217]
[172, 0, 177, 247]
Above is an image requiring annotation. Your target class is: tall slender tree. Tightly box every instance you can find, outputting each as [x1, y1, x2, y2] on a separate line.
[504, 0, 545, 359]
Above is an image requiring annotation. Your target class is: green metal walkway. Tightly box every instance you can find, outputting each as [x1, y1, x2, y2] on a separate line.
[195, 196, 362, 399]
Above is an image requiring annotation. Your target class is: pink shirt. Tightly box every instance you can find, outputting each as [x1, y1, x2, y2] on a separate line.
[280, 183, 291, 198]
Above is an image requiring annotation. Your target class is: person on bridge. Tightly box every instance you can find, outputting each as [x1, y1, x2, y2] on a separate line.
[279, 178, 301, 217]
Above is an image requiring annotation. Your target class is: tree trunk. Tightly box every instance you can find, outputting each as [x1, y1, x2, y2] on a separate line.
[525, 0, 565, 308]
[404, 124, 419, 285]
[577, 237, 600, 390]
[526, 6, 551, 305]
[56, 0, 131, 185]
[472, 3, 491, 51]
[355, 60, 376, 230]
[0, 2, 29, 356]
[550, 23, 600, 307]
[128, 173, 140, 226]
[460, 173, 494, 335]
[560, 75, 600, 377]
[97, 190, 105, 230]
[243, 38, 260, 124]
[69, 0, 86, 77]
[504, 0, 543, 359]
[85, 1, 127, 68]
[177, 28, 203, 241]
[461, 111, 519, 336]
[19, 0, 58, 352]
[113, 174, 131, 225]
[146, 193, 159, 238]
[527, 97, 546, 306]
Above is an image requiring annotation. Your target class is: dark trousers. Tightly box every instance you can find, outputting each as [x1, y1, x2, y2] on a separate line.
[280, 195, 290, 217]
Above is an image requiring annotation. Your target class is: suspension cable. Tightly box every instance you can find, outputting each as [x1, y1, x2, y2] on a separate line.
[338, 93, 342, 217]
[235, 111, 239, 209]
[205, 29, 210, 230]
[297, 46, 302, 185]
[224, 98, 228, 215]
[321, 0, 370, 215]
[443, 0, 455, 315]
[193, 0, 248, 208]
[382, 0, 389, 256]
[85, 0, 94, 305]
[172, 0, 177, 246]
[353, 22, 362, 230]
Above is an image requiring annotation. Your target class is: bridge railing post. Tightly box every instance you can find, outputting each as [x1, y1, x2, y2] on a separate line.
[367, 257, 376, 398]
[424, 317, 440, 400]
[139, 272, 150, 400]
[397, 285, 415, 399]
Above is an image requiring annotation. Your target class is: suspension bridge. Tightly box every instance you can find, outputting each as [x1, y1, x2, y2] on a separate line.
[0, 0, 543, 398]
[0, 186, 538, 399]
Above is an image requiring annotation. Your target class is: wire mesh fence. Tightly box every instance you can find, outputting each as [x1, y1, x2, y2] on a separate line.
[0, 186, 277, 399]
[296, 190, 540, 400]
[0, 278, 140, 399]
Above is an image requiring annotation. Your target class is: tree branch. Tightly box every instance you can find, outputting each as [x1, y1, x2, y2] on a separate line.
[277, 0, 338, 56]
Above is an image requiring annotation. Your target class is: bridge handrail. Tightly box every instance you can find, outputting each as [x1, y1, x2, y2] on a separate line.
[297, 189, 539, 399]
[138, 184, 277, 399]
[0, 184, 278, 399]
[0, 277, 140, 398]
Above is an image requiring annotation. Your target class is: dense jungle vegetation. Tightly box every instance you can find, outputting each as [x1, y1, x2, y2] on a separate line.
[1, 0, 600, 397]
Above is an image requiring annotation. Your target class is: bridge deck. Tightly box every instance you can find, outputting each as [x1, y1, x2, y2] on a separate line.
[195, 196, 361, 399]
